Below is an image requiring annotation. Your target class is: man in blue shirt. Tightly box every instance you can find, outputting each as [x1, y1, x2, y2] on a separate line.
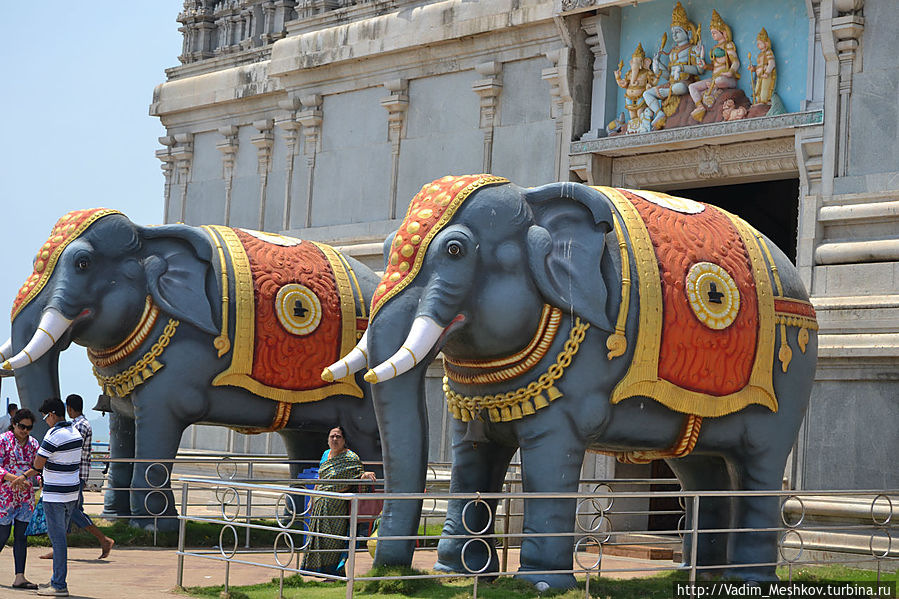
[16, 397, 82, 597]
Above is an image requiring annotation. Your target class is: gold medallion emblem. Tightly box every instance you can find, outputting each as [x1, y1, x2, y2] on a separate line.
[275, 284, 322, 336]
[626, 189, 705, 214]
[685, 262, 740, 330]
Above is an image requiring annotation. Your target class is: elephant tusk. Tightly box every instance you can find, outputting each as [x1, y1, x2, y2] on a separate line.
[0, 338, 11, 363]
[321, 330, 370, 382]
[366, 315, 444, 384]
[3, 308, 72, 370]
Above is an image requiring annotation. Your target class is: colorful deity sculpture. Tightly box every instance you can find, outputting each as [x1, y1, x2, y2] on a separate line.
[614, 43, 659, 124]
[642, 1, 705, 130]
[688, 10, 740, 122]
[748, 27, 777, 105]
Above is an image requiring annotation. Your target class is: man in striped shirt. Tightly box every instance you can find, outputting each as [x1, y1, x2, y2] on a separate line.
[17, 398, 82, 597]
[38, 394, 114, 561]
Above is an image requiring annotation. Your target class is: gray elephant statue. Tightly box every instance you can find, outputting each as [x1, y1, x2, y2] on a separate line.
[2, 209, 381, 529]
[325, 175, 818, 588]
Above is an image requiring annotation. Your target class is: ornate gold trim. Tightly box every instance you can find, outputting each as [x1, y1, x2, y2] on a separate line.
[202, 226, 232, 357]
[597, 414, 703, 464]
[371, 175, 509, 319]
[606, 213, 630, 359]
[92, 318, 179, 398]
[445, 318, 590, 423]
[210, 227, 363, 403]
[12, 209, 122, 322]
[594, 186, 778, 417]
[88, 297, 160, 368]
[444, 306, 561, 384]
[231, 401, 294, 435]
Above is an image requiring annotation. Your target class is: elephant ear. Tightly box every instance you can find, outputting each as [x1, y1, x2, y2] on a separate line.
[138, 225, 218, 335]
[523, 183, 616, 333]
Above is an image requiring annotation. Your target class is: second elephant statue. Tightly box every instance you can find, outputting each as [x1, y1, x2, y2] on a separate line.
[326, 175, 818, 588]
[2, 209, 381, 528]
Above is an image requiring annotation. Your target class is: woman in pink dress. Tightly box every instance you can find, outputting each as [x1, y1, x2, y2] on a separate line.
[0, 408, 40, 589]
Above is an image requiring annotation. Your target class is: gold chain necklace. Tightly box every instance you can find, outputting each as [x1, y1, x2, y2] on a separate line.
[445, 318, 590, 423]
[92, 318, 179, 398]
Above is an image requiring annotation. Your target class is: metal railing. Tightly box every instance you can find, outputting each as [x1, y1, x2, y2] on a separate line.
[171, 475, 897, 599]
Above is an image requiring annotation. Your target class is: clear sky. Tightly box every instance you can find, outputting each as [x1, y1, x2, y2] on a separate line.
[1, 4, 184, 441]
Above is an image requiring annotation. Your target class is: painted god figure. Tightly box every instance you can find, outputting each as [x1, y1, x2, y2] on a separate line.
[688, 10, 740, 122]
[748, 27, 777, 105]
[614, 43, 658, 123]
[642, 1, 705, 130]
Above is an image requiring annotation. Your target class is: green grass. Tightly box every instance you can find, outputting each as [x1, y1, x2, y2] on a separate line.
[178, 566, 899, 599]
[4, 519, 288, 549]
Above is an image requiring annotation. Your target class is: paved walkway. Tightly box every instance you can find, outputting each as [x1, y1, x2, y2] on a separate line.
[0, 543, 674, 598]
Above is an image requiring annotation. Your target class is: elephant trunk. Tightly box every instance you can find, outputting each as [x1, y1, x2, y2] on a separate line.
[2, 308, 72, 371]
[367, 299, 430, 567]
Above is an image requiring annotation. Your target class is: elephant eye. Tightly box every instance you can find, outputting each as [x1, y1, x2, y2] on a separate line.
[76, 256, 91, 271]
[446, 240, 464, 257]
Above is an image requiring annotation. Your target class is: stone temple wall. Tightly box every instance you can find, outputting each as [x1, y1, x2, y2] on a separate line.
[154, 0, 898, 491]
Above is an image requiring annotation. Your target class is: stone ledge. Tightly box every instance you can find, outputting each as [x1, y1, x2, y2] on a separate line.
[570, 111, 824, 157]
[817, 333, 899, 358]
[270, 0, 555, 77]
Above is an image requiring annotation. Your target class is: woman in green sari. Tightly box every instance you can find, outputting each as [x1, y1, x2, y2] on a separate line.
[301, 426, 375, 576]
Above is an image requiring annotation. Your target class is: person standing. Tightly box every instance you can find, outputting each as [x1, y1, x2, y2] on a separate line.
[15, 398, 82, 597]
[39, 394, 114, 561]
[0, 408, 40, 589]
[0, 403, 19, 433]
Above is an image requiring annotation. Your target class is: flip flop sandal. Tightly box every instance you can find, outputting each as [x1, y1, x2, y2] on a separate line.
[12, 581, 38, 589]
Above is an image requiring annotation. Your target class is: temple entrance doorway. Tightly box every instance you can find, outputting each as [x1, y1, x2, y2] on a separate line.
[673, 178, 800, 262]
[632, 178, 801, 532]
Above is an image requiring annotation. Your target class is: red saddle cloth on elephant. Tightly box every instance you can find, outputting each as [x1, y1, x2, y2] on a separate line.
[595, 187, 782, 418]
[206, 226, 366, 403]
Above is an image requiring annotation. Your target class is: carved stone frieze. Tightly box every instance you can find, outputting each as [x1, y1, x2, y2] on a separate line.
[609, 137, 798, 189]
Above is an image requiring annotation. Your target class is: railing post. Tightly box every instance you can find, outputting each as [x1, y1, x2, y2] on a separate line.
[346, 494, 359, 599]
[176, 481, 188, 588]
[502, 495, 511, 573]
[689, 493, 700, 583]
[245, 462, 254, 548]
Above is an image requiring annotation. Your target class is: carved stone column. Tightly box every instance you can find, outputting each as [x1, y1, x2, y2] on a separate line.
[543, 48, 574, 181]
[272, 0, 296, 41]
[381, 80, 409, 219]
[260, 1, 277, 44]
[276, 98, 302, 230]
[820, 0, 865, 182]
[251, 119, 274, 229]
[240, 6, 255, 51]
[216, 126, 240, 225]
[472, 62, 503, 174]
[156, 136, 176, 223]
[297, 94, 323, 228]
[171, 133, 194, 223]
[580, 11, 620, 139]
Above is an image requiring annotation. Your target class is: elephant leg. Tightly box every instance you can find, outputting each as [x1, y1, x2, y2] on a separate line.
[666, 454, 735, 577]
[278, 429, 329, 480]
[726, 448, 790, 581]
[129, 395, 188, 531]
[103, 410, 135, 519]
[515, 426, 586, 590]
[435, 419, 516, 575]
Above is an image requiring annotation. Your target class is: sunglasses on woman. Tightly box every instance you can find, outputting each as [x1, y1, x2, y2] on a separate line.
[16, 423, 33, 431]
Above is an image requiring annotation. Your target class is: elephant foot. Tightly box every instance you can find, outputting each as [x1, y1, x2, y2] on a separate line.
[515, 570, 577, 590]
[436, 536, 498, 576]
[724, 566, 778, 582]
[129, 516, 179, 532]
